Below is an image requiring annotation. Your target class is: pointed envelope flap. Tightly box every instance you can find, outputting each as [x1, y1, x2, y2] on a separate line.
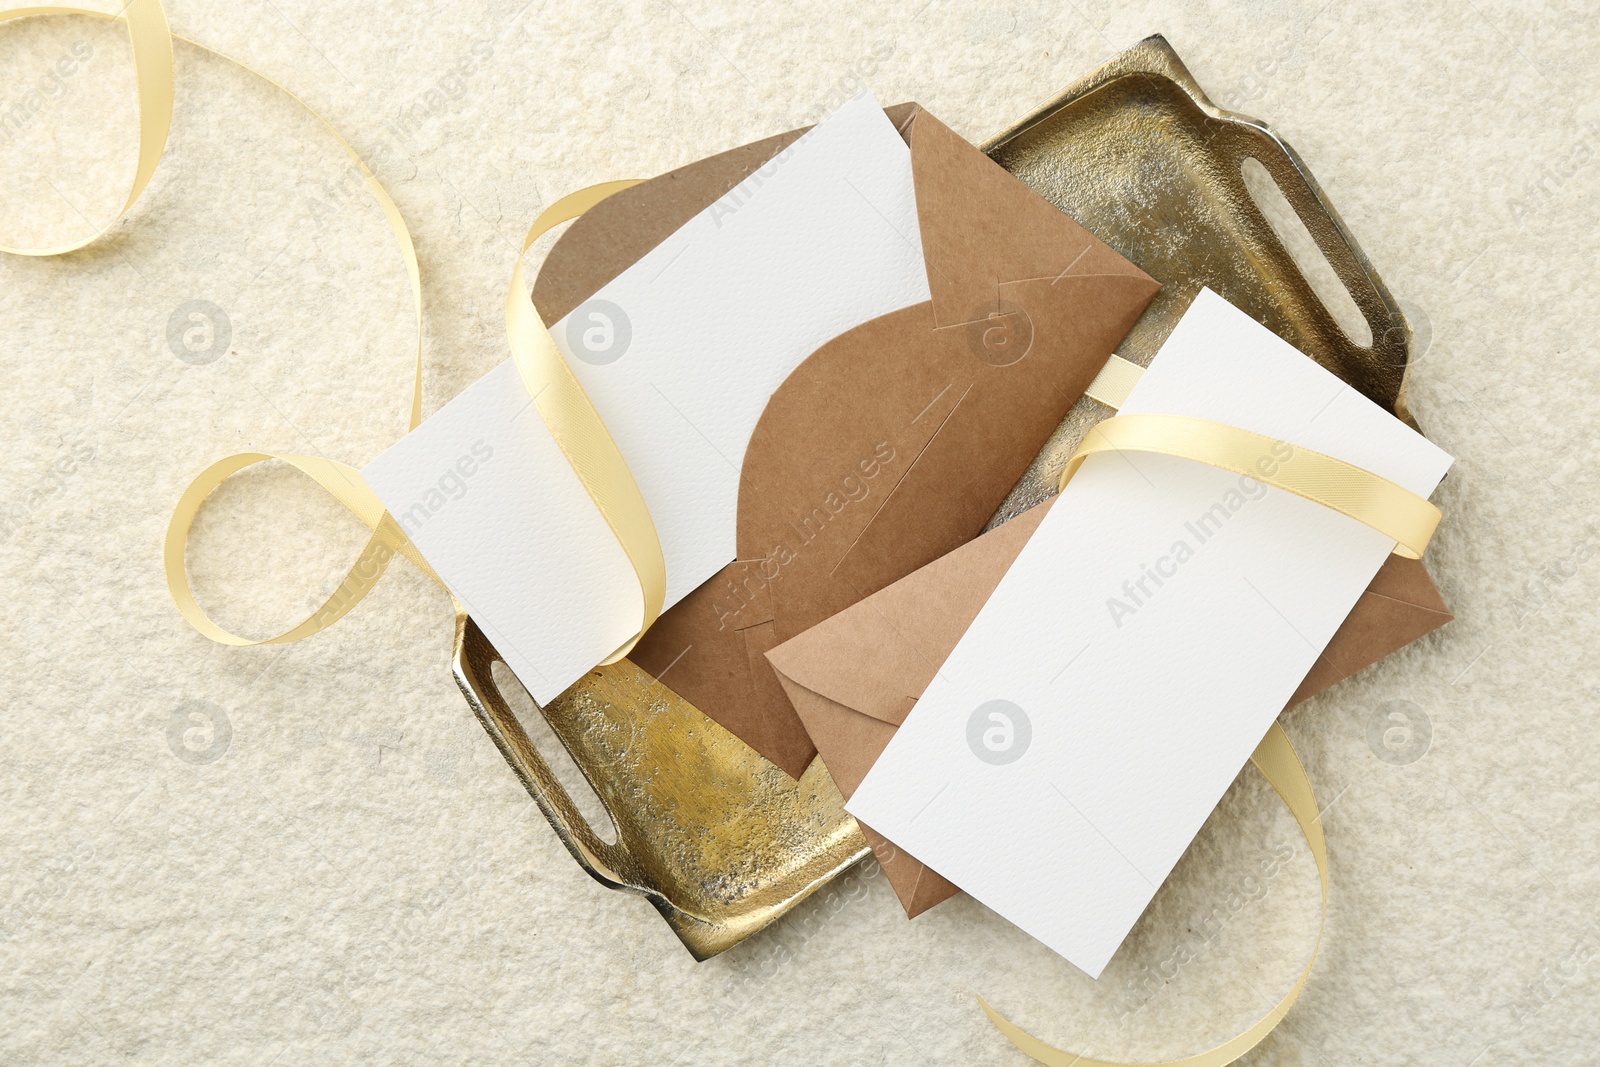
[767, 499, 1453, 919]
[768, 674, 958, 919]
[859, 821, 960, 920]
[766, 500, 1053, 731]
[1288, 552, 1453, 704]
[905, 109, 1147, 325]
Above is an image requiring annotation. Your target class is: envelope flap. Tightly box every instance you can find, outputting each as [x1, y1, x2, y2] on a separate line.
[1365, 551, 1452, 615]
[906, 108, 1150, 326]
[771, 672, 894, 798]
[1287, 554, 1453, 706]
[857, 820, 959, 919]
[765, 501, 1053, 724]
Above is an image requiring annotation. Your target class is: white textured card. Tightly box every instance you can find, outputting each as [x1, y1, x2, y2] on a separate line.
[362, 90, 930, 702]
[846, 289, 1453, 978]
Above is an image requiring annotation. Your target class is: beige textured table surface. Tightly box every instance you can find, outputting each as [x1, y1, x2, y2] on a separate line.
[2, 1, 1596, 1064]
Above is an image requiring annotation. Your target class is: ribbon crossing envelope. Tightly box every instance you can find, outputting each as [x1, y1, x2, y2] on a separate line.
[767, 501, 1451, 918]
[766, 299, 1454, 924]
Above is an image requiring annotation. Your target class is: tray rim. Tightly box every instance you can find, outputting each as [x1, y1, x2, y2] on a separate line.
[458, 34, 1426, 962]
[982, 33, 1419, 426]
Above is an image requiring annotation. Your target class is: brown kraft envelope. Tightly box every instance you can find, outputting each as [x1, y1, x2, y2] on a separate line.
[532, 103, 1159, 777]
[765, 498, 1454, 918]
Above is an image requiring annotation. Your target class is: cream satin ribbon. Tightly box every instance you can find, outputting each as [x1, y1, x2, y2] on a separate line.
[505, 184, 665, 663]
[975, 406, 1371, 1065]
[1081, 352, 1145, 410]
[980, 721, 1327, 1067]
[1060, 412, 1441, 558]
[0, 2, 662, 648]
[4, 6, 1334, 1064]
[0, 0, 171, 257]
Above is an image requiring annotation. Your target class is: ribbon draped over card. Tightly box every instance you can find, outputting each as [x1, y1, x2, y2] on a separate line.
[0, 5, 1438, 1064]
[363, 95, 941, 714]
[0, 2, 664, 653]
[1061, 413, 1441, 558]
[837, 287, 1449, 976]
[501, 182, 666, 664]
[768, 286, 1459, 1062]
[573, 105, 1162, 776]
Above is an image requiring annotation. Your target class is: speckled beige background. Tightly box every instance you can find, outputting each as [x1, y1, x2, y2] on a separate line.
[1, 1, 1596, 1064]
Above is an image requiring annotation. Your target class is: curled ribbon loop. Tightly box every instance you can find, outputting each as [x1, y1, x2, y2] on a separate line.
[981, 722, 1327, 1067]
[3, 6, 1329, 1064]
[0, 0, 172, 256]
[1060, 412, 1441, 558]
[0, 2, 658, 645]
[163, 452, 441, 645]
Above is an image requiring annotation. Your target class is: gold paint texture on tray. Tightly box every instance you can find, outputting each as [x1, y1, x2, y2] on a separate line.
[983, 35, 1419, 527]
[455, 34, 1423, 961]
[453, 614, 867, 960]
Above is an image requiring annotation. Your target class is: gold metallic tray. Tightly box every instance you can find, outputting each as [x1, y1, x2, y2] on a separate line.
[985, 34, 1418, 522]
[453, 613, 867, 960]
[454, 34, 1419, 960]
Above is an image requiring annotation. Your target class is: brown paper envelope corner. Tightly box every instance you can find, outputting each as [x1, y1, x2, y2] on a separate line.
[768, 501, 1453, 920]
[765, 499, 1054, 919]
